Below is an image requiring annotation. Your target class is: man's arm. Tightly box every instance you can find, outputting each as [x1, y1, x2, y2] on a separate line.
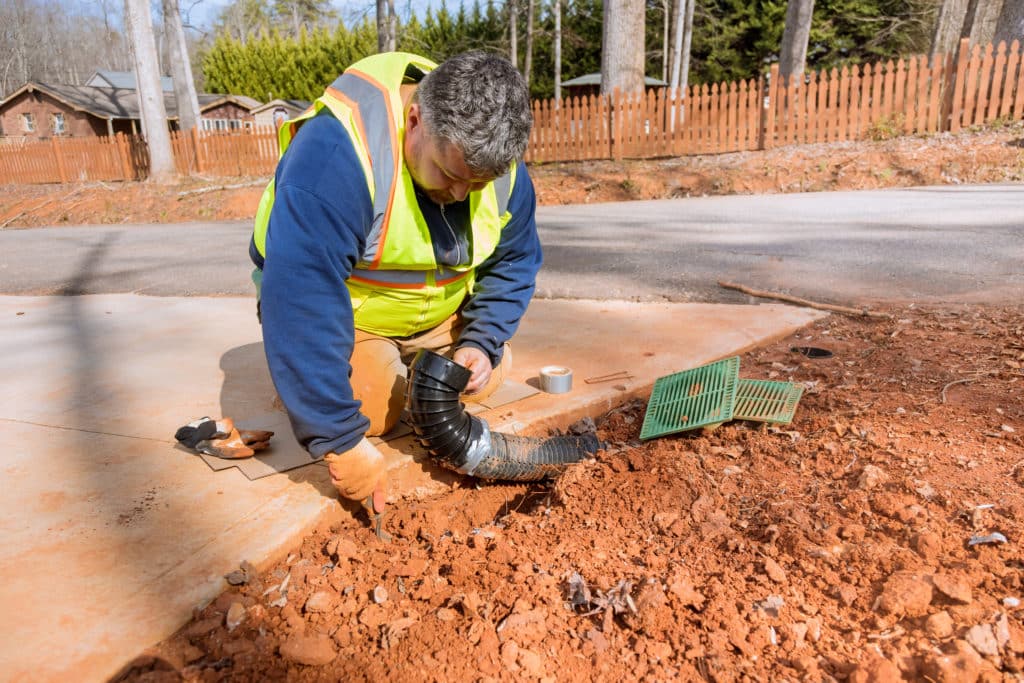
[456, 161, 542, 366]
[260, 113, 373, 458]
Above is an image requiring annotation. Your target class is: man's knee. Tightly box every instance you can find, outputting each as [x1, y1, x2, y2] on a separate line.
[350, 338, 406, 436]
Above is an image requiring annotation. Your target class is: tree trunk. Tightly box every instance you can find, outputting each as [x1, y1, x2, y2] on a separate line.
[966, 0, 1004, 45]
[524, 0, 535, 85]
[600, 0, 645, 95]
[778, 0, 815, 79]
[554, 0, 561, 102]
[994, 0, 1024, 45]
[931, 0, 970, 58]
[679, 0, 694, 93]
[376, 0, 388, 52]
[669, 0, 685, 93]
[163, 0, 201, 134]
[387, 0, 397, 51]
[661, 0, 670, 82]
[509, 0, 518, 69]
[124, 0, 176, 183]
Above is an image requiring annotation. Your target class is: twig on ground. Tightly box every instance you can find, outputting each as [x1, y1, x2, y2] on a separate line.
[1, 188, 83, 228]
[940, 370, 998, 403]
[940, 377, 973, 403]
[177, 179, 266, 197]
[718, 280, 891, 319]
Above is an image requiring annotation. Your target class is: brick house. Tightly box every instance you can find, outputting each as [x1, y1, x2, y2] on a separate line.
[0, 79, 261, 140]
[250, 99, 311, 129]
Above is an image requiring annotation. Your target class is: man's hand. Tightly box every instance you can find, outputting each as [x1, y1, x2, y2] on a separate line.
[453, 346, 492, 394]
[323, 438, 387, 506]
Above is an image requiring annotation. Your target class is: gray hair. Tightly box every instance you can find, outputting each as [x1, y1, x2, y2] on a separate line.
[416, 51, 533, 177]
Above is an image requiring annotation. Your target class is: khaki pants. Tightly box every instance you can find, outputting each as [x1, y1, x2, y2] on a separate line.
[350, 314, 511, 436]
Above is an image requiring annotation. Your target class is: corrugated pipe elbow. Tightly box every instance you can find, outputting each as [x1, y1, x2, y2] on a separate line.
[406, 350, 600, 482]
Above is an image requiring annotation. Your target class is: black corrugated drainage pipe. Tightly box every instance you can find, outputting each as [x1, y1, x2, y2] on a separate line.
[406, 349, 601, 481]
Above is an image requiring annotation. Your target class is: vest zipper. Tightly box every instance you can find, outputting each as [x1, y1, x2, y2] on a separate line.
[439, 204, 464, 265]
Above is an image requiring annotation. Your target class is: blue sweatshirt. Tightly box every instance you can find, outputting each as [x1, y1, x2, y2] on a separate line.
[251, 112, 542, 459]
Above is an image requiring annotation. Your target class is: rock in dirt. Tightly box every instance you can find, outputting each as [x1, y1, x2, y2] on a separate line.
[858, 465, 888, 490]
[763, 557, 787, 584]
[926, 611, 955, 639]
[875, 572, 933, 618]
[392, 558, 428, 577]
[280, 604, 305, 633]
[185, 616, 222, 639]
[500, 640, 520, 671]
[325, 536, 359, 561]
[912, 532, 943, 562]
[965, 624, 1000, 658]
[225, 602, 246, 632]
[304, 591, 334, 614]
[279, 633, 337, 666]
[181, 643, 204, 663]
[849, 652, 903, 683]
[225, 560, 256, 586]
[921, 640, 986, 682]
[932, 574, 973, 604]
[668, 575, 705, 609]
[517, 648, 544, 677]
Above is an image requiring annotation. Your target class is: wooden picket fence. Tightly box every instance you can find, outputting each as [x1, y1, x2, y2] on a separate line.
[2, 38, 1023, 184]
[527, 38, 1024, 162]
[169, 127, 279, 176]
[0, 133, 148, 184]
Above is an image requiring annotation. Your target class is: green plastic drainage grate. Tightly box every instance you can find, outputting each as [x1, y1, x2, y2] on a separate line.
[732, 379, 805, 424]
[640, 356, 740, 440]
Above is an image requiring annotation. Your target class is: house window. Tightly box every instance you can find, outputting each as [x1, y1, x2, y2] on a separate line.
[202, 118, 245, 132]
[51, 113, 66, 135]
[21, 113, 35, 133]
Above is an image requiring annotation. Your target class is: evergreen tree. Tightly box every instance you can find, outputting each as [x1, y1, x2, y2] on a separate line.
[200, 0, 937, 99]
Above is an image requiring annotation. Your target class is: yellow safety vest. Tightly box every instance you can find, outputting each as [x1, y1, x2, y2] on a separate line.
[253, 52, 518, 337]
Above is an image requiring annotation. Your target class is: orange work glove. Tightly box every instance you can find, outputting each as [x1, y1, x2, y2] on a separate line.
[175, 416, 273, 460]
[323, 437, 387, 511]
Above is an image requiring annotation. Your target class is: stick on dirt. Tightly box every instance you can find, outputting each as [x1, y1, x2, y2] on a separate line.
[718, 281, 891, 318]
[1, 189, 82, 229]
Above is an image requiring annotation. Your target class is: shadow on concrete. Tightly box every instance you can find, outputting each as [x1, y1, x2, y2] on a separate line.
[216, 341, 363, 511]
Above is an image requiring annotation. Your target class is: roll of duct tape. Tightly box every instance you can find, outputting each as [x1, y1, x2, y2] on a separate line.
[539, 365, 573, 394]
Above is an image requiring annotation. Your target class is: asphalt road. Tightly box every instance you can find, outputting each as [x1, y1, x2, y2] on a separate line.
[1, 184, 1021, 304]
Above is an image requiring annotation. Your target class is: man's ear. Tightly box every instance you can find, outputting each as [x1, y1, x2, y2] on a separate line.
[406, 102, 421, 135]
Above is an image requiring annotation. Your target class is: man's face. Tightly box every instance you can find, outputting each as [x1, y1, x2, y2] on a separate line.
[404, 103, 494, 205]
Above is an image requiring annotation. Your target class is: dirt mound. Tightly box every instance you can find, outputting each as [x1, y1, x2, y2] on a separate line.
[116, 304, 1024, 682]
[2, 122, 1023, 229]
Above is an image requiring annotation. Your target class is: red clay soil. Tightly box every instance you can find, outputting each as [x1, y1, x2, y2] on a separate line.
[116, 303, 1024, 683]
[2, 122, 1024, 228]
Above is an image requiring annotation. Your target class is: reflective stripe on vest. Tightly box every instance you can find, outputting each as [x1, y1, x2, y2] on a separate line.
[328, 71, 399, 265]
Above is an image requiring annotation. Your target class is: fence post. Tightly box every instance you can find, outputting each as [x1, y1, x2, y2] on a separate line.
[944, 38, 971, 132]
[610, 89, 622, 160]
[762, 64, 779, 150]
[191, 127, 205, 174]
[50, 137, 69, 183]
[115, 133, 132, 180]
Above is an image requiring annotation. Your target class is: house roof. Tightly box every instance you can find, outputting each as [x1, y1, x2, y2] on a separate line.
[250, 99, 312, 115]
[1, 82, 141, 119]
[562, 73, 668, 87]
[198, 93, 263, 112]
[0, 82, 263, 121]
[87, 70, 175, 92]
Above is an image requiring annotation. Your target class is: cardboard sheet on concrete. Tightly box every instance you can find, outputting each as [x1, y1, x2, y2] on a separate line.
[199, 380, 539, 479]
